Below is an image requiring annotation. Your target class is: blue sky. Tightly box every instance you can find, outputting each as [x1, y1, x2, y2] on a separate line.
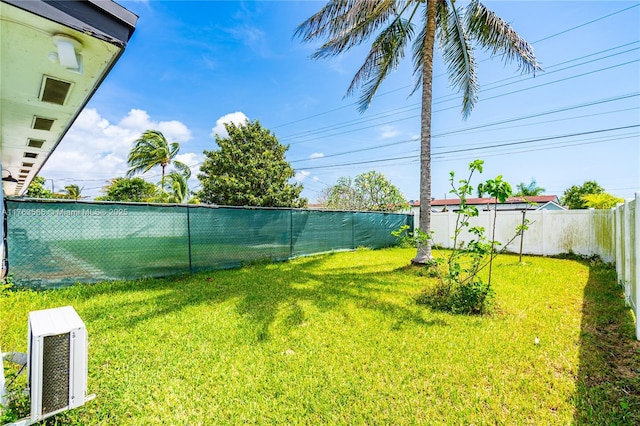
[41, 0, 640, 203]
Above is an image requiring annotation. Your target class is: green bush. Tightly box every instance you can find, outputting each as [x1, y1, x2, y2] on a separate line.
[418, 278, 494, 315]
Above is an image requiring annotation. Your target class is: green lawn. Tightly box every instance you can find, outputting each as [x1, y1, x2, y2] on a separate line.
[1, 248, 638, 425]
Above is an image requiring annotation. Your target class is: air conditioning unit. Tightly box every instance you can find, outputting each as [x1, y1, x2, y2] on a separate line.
[2, 306, 94, 425]
[26, 306, 90, 423]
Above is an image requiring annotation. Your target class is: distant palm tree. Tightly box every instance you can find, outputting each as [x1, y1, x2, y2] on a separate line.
[126, 130, 190, 190]
[515, 179, 545, 197]
[160, 171, 190, 204]
[63, 184, 83, 200]
[296, 0, 541, 264]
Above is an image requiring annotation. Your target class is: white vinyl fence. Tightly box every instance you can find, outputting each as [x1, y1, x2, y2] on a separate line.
[413, 193, 640, 339]
[615, 194, 639, 340]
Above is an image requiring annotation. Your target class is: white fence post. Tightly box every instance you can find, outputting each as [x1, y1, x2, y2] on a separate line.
[635, 192, 640, 340]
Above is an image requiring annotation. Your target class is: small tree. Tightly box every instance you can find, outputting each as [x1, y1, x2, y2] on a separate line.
[198, 119, 306, 207]
[480, 175, 512, 285]
[582, 193, 624, 209]
[396, 160, 528, 315]
[95, 177, 158, 202]
[325, 171, 407, 211]
[561, 181, 604, 209]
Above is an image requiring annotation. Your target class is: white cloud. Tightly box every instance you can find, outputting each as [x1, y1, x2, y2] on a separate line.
[295, 170, 311, 182]
[118, 108, 192, 142]
[175, 152, 203, 170]
[40, 108, 197, 198]
[309, 152, 324, 159]
[211, 112, 249, 139]
[380, 125, 399, 139]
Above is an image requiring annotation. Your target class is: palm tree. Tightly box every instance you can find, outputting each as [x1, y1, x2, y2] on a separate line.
[295, 0, 541, 264]
[515, 179, 545, 197]
[63, 184, 83, 200]
[160, 171, 190, 204]
[126, 130, 190, 190]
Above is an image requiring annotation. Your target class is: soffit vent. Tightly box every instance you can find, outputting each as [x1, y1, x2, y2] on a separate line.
[27, 139, 45, 149]
[33, 117, 55, 131]
[20, 169, 30, 174]
[24, 152, 38, 159]
[22, 162, 34, 168]
[40, 76, 72, 105]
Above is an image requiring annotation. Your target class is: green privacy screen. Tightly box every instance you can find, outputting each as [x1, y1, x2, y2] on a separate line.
[6, 200, 413, 289]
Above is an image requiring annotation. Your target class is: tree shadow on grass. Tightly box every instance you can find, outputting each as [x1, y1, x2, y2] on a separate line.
[573, 259, 640, 424]
[77, 252, 445, 342]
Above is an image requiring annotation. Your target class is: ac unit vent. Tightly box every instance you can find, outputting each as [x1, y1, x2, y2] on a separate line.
[40, 77, 71, 105]
[24, 152, 38, 159]
[33, 117, 55, 131]
[41, 333, 70, 414]
[28, 306, 89, 422]
[27, 139, 45, 149]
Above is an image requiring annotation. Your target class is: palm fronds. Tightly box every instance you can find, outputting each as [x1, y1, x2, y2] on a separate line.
[295, 0, 400, 58]
[465, 0, 542, 74]
[347, 16, 415, 112]
[440, 0, 478, 118]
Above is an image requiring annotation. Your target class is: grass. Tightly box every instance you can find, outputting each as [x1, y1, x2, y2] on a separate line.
[1, 247, 638, 425]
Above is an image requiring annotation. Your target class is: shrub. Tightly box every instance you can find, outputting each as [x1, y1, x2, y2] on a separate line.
[402, 160, 525, 315]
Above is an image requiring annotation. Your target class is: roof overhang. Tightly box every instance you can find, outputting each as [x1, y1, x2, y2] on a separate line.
[0, 0, 136, 195]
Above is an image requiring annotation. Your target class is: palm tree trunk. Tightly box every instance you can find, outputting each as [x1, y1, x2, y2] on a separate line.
[412, 0, 437, 265]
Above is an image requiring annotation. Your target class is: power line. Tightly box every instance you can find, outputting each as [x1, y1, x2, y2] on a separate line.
[279, 42, 640, 142]
[289, 93, 639, 163]
[532, 3, 639, 44]
[272, 4, 639, 131]
[283, 59, 640, 145]
[295, 124, 640, 171]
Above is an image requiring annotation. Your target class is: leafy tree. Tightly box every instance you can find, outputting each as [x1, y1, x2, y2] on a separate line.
[95, 177, 158, 202]
[126, 130, 190, 190]
[325, 171, 406, 211]
[25, 176, 53, 198]
[515, 179, 545, 196]
[582, 193, 624, 209]
[323, 177, 360, 210]
[295, 0, 540, 264]
[561, 181, 604, 209]
[198, 119, 307, 207]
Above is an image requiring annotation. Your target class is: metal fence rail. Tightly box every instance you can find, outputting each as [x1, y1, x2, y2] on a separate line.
[6, 199, 413, 289]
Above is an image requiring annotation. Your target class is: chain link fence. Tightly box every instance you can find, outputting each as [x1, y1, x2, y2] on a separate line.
[5, 199, 413, 289]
